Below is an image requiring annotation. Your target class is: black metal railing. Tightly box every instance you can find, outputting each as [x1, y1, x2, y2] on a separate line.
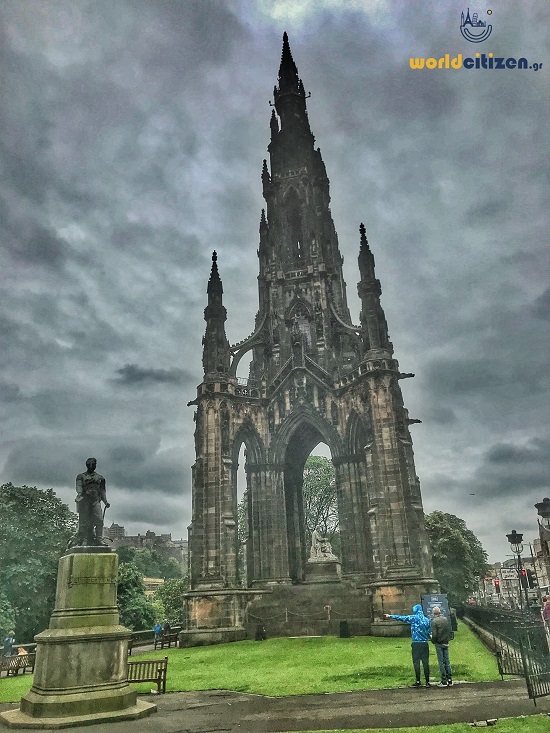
[465, 604, 550, 704]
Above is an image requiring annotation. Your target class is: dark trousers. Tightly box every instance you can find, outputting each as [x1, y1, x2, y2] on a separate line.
[411, 642, 430, 683]
[435, 643, 452, 683]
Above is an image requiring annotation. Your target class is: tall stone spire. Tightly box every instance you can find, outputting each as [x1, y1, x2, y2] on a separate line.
[271, 33, 314, 158]
[276, 31, 299, 95]
[202, 251, 230, 378]
[185, 36, 437, 646]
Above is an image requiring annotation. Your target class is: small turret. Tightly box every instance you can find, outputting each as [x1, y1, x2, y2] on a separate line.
[202, 251, 230, 377]
[259, 208, 268, 234]
[357, 224, 392, 355]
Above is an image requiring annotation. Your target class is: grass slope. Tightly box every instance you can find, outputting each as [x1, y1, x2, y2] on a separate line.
[0, 621, 500, 702]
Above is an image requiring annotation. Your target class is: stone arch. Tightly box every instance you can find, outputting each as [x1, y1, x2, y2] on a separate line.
[270, 403, 344, 465]
[232, 416, 266, 466]
[268, 405, 344, 581]
[345, 409, 371, 455]
[285, 298, 314, 350]
[230, 418, 266, 587]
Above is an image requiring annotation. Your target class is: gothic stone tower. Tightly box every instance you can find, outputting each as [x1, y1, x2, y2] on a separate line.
[183, 34, 437, 645]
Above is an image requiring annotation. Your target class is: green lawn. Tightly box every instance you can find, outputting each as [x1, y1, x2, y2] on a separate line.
[0, 621, 501, 702]
[298, 719, 550, 733]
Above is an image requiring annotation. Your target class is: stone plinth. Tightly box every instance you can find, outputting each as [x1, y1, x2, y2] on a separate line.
[368, 576, 439, 637]
[0, 549, 156, 728]
[305, 560, 341, 583]
[181, 588, 269, 647]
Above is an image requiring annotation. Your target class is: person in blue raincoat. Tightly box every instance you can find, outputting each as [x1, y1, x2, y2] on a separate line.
[385, 604, 432, 687]
[3, 631, 15, 657]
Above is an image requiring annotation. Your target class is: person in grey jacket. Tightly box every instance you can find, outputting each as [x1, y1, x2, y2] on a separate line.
[430, 606, 453, 687]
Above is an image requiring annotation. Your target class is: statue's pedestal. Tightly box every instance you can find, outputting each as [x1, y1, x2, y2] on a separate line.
[0, 548, 156, 729]
[305, 559, 341, 583]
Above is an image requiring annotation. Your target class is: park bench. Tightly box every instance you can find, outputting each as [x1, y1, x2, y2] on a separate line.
[154, 632, 178, 650]
[127, 656, 168, 694]
[0, 654, 36, 677]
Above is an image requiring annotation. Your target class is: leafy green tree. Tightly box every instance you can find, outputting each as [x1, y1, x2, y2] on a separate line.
[425, 511, 489, 605]
[154, 577, 188, 623]
[0, 592, 16, 639]
[0, 483, 77, 642]
[115, 547, 182, 579]
[150, 596, 165, 624]
[116, 562, 156, 631]
[302, 456, 340, 553]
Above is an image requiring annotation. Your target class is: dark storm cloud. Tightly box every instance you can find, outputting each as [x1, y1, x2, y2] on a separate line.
[107, 445, 187, 497]
[114, 364, 191, 386]
[476, 439, 550, 497]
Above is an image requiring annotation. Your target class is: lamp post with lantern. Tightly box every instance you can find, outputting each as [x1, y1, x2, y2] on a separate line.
[507, 530, 530, 612]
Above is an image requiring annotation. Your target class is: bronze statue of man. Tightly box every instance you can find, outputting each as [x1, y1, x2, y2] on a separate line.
[69, 458, 110, 547]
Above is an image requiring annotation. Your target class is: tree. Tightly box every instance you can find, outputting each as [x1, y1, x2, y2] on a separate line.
[0, 483, 77, 642]
[302, 456, 340, 552]
[425, 511, 490, 605]
[116, 563, 156, 631]
[0, 593, 16, 638]
[154, 577, 188, 623]
[115, 547, 182, 579]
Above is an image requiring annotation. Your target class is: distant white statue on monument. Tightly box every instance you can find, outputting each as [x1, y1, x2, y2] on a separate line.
[309, 528, 338, 562]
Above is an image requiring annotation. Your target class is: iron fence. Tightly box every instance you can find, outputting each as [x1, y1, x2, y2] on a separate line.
[465, 605, 550, 704]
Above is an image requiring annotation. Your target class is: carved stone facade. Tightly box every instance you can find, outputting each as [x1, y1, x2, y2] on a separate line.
[183, 34, 437, 644]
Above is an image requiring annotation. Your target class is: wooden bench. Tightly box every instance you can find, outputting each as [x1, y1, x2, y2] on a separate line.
[0, 654, 36, 677]
[154, 633, 178, 650]
[127, 656, 168, 694]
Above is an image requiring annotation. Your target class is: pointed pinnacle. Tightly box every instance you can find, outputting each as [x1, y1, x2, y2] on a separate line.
[359, 223, 367, 241]
[208, 250, 222, 295]
[278, 31, 299, 87]
[209, 251, 220, 280]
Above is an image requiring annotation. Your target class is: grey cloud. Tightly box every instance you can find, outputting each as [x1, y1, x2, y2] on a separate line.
[108, 446, 188, 497]
[464, 200, 508, 224]
[0, 383, 24, 403]
[475, 439, 550, 498]
[114, 364, 191, 386]
[423, 406, 457, 426]
[532, 287, 550, 321]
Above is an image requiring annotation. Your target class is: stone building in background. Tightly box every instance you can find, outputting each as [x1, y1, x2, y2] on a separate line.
[104, 524, 188, 574]
[184, 34, 437, 644]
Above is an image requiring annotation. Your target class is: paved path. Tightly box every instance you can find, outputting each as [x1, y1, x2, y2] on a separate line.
[1, 679, 550, 732]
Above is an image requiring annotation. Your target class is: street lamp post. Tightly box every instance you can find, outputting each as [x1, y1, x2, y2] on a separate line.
[507, 530, 530, 612]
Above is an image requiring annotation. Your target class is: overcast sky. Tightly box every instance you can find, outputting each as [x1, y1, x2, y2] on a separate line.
[1, 0, 548, 563]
